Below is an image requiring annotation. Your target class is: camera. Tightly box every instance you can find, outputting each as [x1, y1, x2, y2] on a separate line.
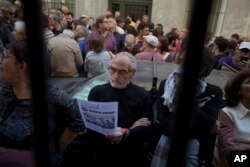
[240, 56, 249, 61]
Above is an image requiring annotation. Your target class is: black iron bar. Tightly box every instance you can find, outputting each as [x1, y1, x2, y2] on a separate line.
[167, 0, 213, 166]
[22, 0, 54, 167]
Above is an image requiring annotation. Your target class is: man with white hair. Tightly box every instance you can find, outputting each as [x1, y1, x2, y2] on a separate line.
[85, 51, 153, 166]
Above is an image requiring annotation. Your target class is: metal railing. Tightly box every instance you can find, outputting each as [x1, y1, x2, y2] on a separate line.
[22, 0, 214, 166]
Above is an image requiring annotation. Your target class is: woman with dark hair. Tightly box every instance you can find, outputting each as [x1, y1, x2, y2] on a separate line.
[84, 36, 111, 77]
[123, 24, 138, 37]
[213, 69, 250, 167]
[0, 41, 85, 166]
[165, 31, 179, 60]
[156, 36, 173, 63]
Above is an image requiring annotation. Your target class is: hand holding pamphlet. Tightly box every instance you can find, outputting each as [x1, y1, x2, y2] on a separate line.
[77, 99, 118, 135]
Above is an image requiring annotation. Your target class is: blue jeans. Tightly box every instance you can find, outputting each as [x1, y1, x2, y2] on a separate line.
[151, 135, 199, 167]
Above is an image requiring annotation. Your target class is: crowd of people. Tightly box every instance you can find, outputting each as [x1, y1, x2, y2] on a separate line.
[0, 0, 250, 167]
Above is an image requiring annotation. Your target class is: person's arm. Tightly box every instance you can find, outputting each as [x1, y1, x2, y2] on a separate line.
[236, 60, 249, 70]
[157, 79, 173, 136]
[220, 62, 239, 73]
[126, 89, 154, 142]
[84, 53, 89, 74]
[105, 117, 151, 144]
[0, 147, 35, 167]
[57, 127, 77, 151]
[48, 84, 85, 146]
[196, 84, 224, 135]
[111, 34, 118, 54]
[217, 111, 246, 166]
[236, 142, 250, 150]
[74, 42, 84, 67]
[218, 111, 245, 152]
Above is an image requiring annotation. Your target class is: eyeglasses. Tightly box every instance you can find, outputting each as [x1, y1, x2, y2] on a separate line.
[109, 66, 131, 76]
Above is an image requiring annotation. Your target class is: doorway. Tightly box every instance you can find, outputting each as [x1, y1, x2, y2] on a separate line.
[109, 0, 152, 21]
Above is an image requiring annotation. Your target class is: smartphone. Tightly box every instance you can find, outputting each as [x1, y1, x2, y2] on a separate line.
[240, 56, 249, 61]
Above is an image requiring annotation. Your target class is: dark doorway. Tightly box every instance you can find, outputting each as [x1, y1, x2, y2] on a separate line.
[109, 0, 152, 21]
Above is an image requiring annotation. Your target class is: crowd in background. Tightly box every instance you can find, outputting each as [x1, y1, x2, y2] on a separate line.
[1, 0, 250, 78]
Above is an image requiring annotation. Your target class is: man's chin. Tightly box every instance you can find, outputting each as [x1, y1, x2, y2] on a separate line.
[110, 81, 126, 89]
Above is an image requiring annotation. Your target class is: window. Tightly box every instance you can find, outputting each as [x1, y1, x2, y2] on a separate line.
[109, 0, 152, 21]
[42, 0, 75, 14]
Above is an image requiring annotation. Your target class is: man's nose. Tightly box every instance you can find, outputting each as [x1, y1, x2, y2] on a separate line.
[113, 71, 119, 78]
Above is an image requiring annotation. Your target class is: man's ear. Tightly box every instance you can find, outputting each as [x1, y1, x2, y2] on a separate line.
[19, 61, 27, 72]
[130, 70, 136, 78]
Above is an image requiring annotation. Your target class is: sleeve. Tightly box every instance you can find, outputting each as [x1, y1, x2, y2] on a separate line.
[111, 35, 118, 54]
[87, 86, 100, 101]
[84, 53, 89, 74]
[156, 80, 174, 136]
[74, 43, 84, 67]
[218, 111, 243, 152]
[217, 111, 244, 166]
[84, 35, 91, 54]
[196, 85, 224, 135]
[48, 84, 85, 134]
[127, 90, 154, 142]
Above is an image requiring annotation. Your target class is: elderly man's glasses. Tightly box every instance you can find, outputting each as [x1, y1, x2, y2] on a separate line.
[109, 66, 131, 75]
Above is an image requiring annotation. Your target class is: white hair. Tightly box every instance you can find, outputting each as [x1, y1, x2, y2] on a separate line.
[14, 21, 26, 34]
[114, 52, 137, 71]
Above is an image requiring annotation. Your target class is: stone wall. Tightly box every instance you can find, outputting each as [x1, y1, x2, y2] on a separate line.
[151, 0, 250, 39]
[220, 0, 250, 39]
[75, 0, 108, 19]
[73, 0, 250, 39]
[151, 0, 189, 34]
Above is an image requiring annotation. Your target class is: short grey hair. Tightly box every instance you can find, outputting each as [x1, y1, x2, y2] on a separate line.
[49, 13, 61, 22]
[76, 25, 89, 37]
[114, 51, 137, 71]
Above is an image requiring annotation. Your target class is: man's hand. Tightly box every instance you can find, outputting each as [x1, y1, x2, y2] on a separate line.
[130, 117, 151, 129]
[236, 60, 249, 70]
[106, 127, 123, 144]
[105, 118, 151, 144]
[210, 120, 220, 134]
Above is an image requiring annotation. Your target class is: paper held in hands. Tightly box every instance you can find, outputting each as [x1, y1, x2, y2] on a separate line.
[77, 99, 118, 135]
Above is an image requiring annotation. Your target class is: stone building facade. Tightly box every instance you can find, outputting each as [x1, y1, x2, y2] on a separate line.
[43, 0, 250, 39]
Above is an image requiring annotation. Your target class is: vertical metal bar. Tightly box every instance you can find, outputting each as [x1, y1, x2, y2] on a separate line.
[167, 0, 213, 166]
[22, 0, 54, 167]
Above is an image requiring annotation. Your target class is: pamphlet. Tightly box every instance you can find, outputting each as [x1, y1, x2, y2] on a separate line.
[77, 99, 118, 135]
